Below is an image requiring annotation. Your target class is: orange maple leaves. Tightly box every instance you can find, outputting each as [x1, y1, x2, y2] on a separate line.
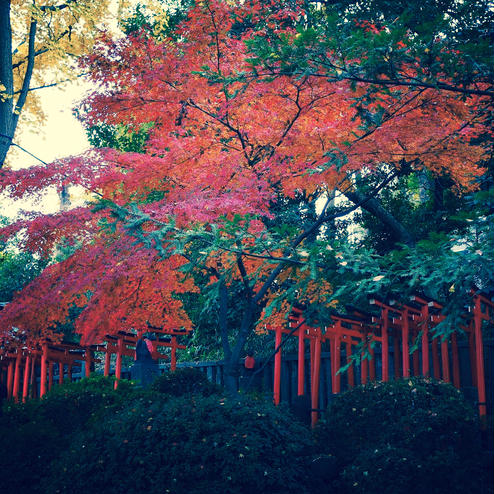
[0, 0, 490, 348]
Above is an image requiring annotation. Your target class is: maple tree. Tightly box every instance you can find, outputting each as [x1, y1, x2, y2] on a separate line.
[0, 0, 491, 391]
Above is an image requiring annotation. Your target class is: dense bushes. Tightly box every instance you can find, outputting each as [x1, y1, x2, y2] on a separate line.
[314, 378, 488, 494]
[0, 376, 140, 494]
[150, 366, 221, 397]
[1, 374, 490, 494]
[43, 393, 313, 494]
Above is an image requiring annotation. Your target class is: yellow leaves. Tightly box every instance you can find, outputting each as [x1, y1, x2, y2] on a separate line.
[9, 0, 124, 135]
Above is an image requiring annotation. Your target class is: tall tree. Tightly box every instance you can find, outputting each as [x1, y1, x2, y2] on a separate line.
[0, 0, 125, 167]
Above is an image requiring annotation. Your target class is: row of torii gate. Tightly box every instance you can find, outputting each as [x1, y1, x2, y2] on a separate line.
[0, 328, 187, 402]
[0, 293, 492, 428]
[266, 292, 493, 426]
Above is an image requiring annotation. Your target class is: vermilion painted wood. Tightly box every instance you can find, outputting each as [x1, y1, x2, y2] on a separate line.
[473, 295, 487, 422]
[59, 362, 64, 385]
[171, 336, 178, 371]
[297, 326, 305, 395]
[85, 349, 93, 378]
[40, 343, 48, 397]
[22, 356, 31, 402]
[333, 322, 342, 393]
[13, 353, 22, 402]
[104, 351, 111, 376]
[6, 360, 14, 398]
[421, 305, 430, 376]
[311, 335, 321, 428]
[310, 338, 315, 386]
[273, 327, 282, 406]
[381, 308, 389, 381]
[432, 338, 441, 380]
[402, 309, 410, 378]
[441, 338, 451, 382]
[114, 337, 123, 390]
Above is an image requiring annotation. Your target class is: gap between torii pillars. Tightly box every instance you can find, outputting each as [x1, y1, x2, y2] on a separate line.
[273, 326, 282, 406]
[297, 325, 305, 396]
[381, 308, 389, 381]
[22, 355, 31, 402]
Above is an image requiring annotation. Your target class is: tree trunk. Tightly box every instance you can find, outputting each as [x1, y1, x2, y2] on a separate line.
[342, 188, 415, 247]
[223, 302, 254, 394]
[0, 0, 13, 167]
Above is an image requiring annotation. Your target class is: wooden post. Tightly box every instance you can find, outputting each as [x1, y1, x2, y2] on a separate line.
[297, 326, 305, 396]
[310, 338, 315, 384]
[40, 345, 47, 397]
[13, 353, 22, 402]
[332, 329, 341, 393]
[104, 348, 111, 377]
[381, 308, 389, 381]
[171, 336, 177, 372]
[22, 356, 31, 402]
[114, 337, 123, 390]
[40, 343, 48, 397]
[59, 362, 64, 385]
[311, 334, 321, 428]
[6, 360, 14, 398]
[440, 337, 450, 382]
[273, 327, 282, 405]
[85, 349, 93, 378]
[473, 296, 487, 423]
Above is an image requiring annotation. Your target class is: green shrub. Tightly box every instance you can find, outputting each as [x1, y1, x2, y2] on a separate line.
[314, 378, 488, 494]
[150, 367, 221, 397]
[0, 376, 142, 494]
[43, 394, 313, 494]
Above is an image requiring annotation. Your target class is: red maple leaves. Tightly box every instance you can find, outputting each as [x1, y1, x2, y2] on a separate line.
[0, 0, 489, 347]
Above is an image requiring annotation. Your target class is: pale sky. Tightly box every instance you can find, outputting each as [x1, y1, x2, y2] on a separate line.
[2, 81, 90, 219]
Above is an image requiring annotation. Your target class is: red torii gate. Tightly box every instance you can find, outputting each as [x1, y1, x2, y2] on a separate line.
[0, 327, 190, 400]
[0, 340, 99, 402]
[97, 329, 187, 389]
[266, 292, 493, 427]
